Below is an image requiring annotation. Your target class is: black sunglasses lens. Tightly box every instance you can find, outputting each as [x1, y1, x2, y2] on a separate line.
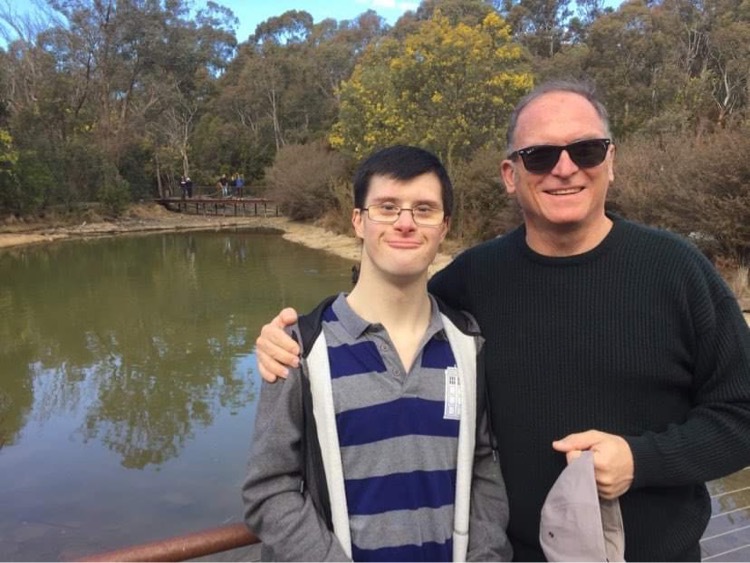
[522, 147, 562, 173]
[568, 140, 608, 167]
[520, 140, 608, 173]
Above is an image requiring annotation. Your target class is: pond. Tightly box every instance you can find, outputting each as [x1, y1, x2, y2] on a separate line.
[0, 229, 354, 561]
[1, 228, 747, 561]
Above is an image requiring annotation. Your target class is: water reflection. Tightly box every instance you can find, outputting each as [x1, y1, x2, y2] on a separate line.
[0, 230, 352, 560]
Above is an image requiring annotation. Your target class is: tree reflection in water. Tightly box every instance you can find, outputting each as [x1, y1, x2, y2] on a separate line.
[0, 230, 352, 560]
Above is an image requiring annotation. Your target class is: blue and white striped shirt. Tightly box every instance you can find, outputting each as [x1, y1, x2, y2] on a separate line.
[323, 294, 460, 562]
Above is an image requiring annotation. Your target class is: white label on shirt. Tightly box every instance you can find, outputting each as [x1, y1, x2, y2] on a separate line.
[444, 366, 461, 420]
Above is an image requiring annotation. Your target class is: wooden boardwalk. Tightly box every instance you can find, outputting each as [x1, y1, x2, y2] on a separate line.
[155, 197, 279, 218]
[702, 467, 750, 560]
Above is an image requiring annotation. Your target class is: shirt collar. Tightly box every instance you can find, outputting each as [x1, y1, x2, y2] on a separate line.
[331, 292, 447, 342]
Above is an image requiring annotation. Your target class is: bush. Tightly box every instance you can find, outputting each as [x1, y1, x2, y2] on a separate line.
[611, 127, 750, 262]
[5, 150, 56, 214]
[98, 166, 132, 218]
[264, 141, 352, 222]
[451, 147, 522, 245]
[317, 178, 356, 235]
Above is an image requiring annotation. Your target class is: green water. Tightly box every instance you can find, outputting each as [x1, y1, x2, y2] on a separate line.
[0, 229, 354, 561]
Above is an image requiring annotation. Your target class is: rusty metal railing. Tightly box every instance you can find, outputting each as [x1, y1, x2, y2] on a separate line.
[76, 522, 259, 562]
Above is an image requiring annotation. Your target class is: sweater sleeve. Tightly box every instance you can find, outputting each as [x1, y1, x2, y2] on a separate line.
[241, 370, 351, 561]
[626, 295, 750, 489]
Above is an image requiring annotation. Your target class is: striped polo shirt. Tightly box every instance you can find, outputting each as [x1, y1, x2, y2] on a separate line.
[323, 293, 460, 562]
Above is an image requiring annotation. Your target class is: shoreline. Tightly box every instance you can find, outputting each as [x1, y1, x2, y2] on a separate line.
[1, 203, 747, 322]
[0, 203, 454, 276]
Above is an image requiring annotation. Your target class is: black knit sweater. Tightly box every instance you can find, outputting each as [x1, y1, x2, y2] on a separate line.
[429, 215, 750, 561]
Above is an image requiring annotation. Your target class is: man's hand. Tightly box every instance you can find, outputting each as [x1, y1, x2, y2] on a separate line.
[552, 430, 634, 499]
[255, 308, 300, 382]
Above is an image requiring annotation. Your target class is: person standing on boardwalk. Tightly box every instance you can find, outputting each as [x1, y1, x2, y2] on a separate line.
[234, 173, 244, 198]
[218, 173, 229, 197]
[179, 176, 189, 199]
[253, 80, 750, 561]
[242, 145, 512, 562]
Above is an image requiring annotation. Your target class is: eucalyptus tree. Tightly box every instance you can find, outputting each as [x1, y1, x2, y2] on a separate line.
[194, 9, 389, 182]
[496, 0, 573, 57]
[664, 0, 750, 128]
[578, 0, 748, 137]
[0, 0, 235, 209]
[581, 0, 685, 136]
[413, 0, 498, 24]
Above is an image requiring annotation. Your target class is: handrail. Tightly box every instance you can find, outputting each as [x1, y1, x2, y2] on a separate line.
[75, 522, 259, 562]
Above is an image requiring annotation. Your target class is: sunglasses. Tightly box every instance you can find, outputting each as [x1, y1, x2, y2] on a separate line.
[509, 138, 611, 174]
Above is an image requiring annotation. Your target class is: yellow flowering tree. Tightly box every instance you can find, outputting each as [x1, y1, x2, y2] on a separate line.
[330, 11, 533, 170]
[0, 128, 21, 212]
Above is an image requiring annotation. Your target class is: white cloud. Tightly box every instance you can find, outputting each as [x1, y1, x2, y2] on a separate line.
[356, 0, 418, 12]
[397, 1, 419, 10]
[370, 0, 397, 8]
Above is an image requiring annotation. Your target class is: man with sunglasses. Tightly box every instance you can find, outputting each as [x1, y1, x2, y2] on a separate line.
[253, 81, 750, 560]
[243, 145, 511, 561]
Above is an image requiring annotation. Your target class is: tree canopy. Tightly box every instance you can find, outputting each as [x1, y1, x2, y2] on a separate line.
[0, 0, 748, 257]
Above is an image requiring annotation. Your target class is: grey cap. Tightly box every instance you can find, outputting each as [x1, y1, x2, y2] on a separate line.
[540, 450, 626, 562]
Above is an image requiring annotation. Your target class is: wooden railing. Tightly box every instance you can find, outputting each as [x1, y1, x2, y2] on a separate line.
[154, 197, 279, 217]
[76, 523, 258, 562]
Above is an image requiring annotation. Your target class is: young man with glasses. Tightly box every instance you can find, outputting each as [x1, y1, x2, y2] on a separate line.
[242, 145, 512, 561]
[254, 81, 750, 560]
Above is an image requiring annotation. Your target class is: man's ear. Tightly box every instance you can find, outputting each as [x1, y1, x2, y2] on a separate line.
[501, 159, 517, 196]
[440, 217, 450, 243]
[352, 209, 364, 240]
[607, 144, 616, 183]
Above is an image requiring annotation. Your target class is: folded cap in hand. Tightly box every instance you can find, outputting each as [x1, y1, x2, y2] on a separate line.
[540, 450, 625, 562]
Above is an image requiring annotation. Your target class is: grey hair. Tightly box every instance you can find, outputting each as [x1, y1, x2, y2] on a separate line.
[505, 80, 612, 155]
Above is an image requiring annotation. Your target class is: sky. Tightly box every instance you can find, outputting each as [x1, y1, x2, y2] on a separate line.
[3, 0, 624, 46]
[221, 0, 420, 41]
[1, 0, 419, 45]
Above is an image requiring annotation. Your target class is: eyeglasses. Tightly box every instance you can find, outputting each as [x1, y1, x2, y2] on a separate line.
[509, 138, 611, 174]
[362, 203, 445, 227]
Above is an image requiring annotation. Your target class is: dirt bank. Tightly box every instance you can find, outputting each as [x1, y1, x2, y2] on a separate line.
[1, 203, 747, 323]
[0, 203, 454, 276]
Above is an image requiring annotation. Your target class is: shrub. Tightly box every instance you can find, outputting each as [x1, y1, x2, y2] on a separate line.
[317, 178, 355, 235]
[264, 141, 352, 222]
[98, 165, 132, 218]
[611, 127, 750, 262]
[451, 146, 522, 245]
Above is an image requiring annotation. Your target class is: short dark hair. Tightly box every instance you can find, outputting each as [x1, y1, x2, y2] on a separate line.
[505, 80, 612, 154]
[353, 145, 453, 217]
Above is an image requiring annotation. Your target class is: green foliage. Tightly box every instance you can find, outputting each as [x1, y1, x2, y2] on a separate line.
[12, 151, 56, 214]
[98, 165, 132, 218]
[0, 128, 21, 213]
[414, 0, 497, 25]
[119, 142, 156, 201]
[0, 0, 748, 261]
